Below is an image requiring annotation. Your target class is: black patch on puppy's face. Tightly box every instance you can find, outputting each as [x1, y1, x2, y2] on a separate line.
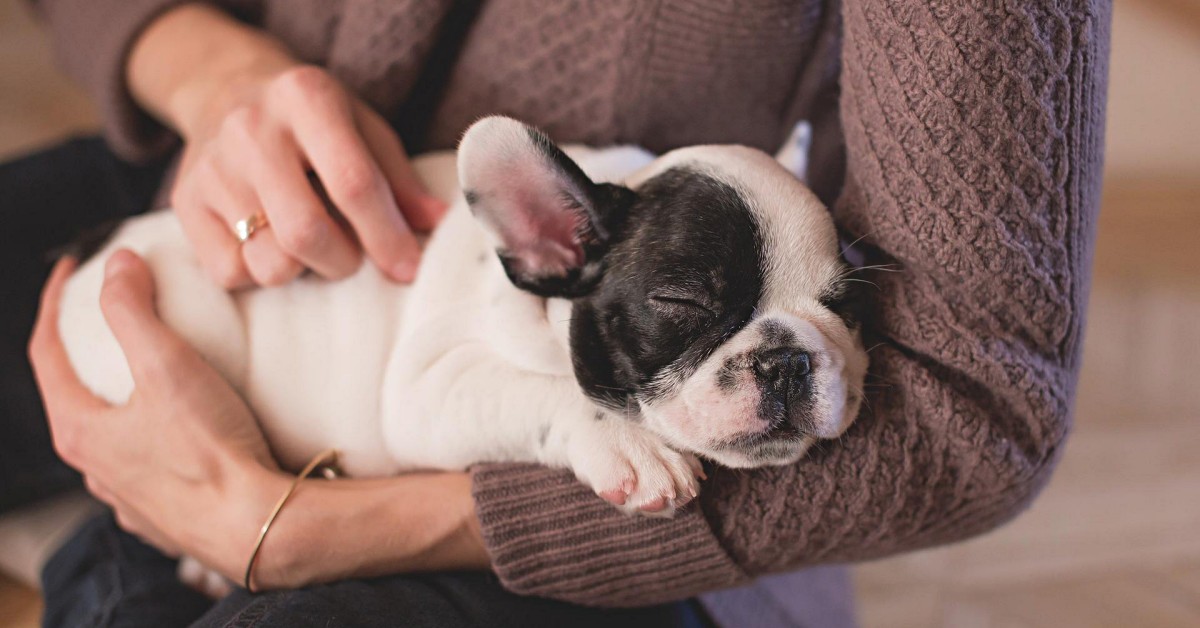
[569, 167, 765, 408]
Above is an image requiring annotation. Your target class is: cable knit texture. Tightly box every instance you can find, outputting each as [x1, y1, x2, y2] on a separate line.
[29, 0, 1110, 617]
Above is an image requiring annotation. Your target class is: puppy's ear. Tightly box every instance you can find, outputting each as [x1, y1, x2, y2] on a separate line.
[457, 116, 634, 298]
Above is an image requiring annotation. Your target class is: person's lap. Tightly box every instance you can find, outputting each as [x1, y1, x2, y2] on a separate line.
[45, 513, 709, 628]
[3, 139, 712, 628]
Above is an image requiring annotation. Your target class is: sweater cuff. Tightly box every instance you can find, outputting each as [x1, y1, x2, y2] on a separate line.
[471, 463, 746, 607]
[39, 0, 188, 161]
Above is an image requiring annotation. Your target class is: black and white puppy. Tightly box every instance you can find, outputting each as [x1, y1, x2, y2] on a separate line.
[59, 117, 867, 520]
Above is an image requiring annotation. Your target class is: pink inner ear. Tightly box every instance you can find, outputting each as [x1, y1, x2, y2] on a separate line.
[492, 176, 586, 277]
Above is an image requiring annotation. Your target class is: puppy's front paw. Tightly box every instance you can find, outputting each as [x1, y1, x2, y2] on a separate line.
[569, 420, 704, 517]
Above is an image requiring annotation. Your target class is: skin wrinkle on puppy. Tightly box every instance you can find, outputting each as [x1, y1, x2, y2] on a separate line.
[56, 116, 867, 589]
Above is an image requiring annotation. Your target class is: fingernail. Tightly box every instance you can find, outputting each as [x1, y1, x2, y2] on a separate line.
[425, 196, 449, 214]
[392, 258, 419, 282]
[104, 251, 132, 279]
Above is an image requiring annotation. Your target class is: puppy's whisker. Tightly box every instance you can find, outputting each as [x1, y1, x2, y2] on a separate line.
[841, 277, 879, 290]
[840, 230, 875, 254]
[848, 263, 901, 273]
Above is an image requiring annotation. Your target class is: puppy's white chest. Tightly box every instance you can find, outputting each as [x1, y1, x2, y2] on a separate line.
[236, 264, 408, 474]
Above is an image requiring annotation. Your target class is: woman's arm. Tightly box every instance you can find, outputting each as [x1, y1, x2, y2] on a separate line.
[123, 3, 292, 144]
[246, 470, 489, 589]
[28, 0, 232, 160]
[462, 0, 1112, 606]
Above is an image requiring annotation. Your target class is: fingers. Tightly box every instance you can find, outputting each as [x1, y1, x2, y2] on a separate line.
[236, 133, 362, 282]
[202, 156, 304, 286]
[176, 203, 254, 289]
[212, 102, 361, 283]
[172, 153, 253, 289]
[175, 65, 435, 286]
[283, 72, 421, 281]
[98, 250, 195, 386]
[355, 101, 447, 232]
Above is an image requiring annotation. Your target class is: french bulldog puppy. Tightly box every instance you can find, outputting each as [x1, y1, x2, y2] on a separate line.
[58, 116, 867, 579]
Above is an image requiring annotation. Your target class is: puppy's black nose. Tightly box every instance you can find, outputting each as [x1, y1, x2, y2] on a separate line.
[753, 348, 811, 405]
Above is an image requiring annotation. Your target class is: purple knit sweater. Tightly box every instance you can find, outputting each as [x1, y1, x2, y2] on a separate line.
[31, 0, 1110, 625]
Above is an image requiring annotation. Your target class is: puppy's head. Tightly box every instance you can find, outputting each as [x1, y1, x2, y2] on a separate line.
[459, 117, 868, 468]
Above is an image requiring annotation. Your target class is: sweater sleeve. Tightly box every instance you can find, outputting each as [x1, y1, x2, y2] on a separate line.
[470, 0, 1111, 607]
[28, 0, 262, 161]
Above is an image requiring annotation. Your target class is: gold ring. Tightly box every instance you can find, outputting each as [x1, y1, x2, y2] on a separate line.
[233, 212, 268, 243]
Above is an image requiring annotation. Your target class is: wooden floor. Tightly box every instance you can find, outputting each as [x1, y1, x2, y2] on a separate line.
[1, 0, 1198, 626]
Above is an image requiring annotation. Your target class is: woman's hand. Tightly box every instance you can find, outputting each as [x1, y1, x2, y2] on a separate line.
[30, 252, 489, 587]
[29, 253, 282, 577]
[128, 5, 446, 288]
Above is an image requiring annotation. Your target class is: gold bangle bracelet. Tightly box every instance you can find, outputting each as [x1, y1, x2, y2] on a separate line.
[243, 448, 340, 593]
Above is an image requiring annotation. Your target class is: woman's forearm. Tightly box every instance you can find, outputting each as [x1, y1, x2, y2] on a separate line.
[243, 466, 490, 590]
[126, 3, 297, 139]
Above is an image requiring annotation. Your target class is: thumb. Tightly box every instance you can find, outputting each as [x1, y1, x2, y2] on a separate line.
[99, 250, 188, 382]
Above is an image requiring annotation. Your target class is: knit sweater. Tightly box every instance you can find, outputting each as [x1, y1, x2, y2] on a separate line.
[31, 0, 1110, 622]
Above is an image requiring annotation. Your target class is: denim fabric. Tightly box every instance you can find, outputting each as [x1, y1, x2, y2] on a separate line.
[41, 513, 213, 627]
[44, 513, 715, 628]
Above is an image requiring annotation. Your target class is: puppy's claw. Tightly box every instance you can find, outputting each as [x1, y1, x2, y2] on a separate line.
[639, 496, 669, 513]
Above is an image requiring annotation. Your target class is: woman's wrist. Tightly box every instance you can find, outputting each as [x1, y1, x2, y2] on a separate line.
[178, 455, 291, 582]
[248, 471, 490, 590]
[126, 3, 298, 140]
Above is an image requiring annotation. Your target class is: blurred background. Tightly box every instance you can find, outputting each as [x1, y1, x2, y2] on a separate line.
[1, 0, 1197, 626]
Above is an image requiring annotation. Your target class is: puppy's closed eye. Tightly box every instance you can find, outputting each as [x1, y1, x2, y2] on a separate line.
[648, 294, 715, 320]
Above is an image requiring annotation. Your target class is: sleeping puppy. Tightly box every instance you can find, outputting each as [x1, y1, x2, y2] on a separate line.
[58, 116, 867, 587]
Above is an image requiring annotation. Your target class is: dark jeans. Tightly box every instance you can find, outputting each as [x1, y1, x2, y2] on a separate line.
[2, 139, 713, 627]
[43, 514, 709, 628]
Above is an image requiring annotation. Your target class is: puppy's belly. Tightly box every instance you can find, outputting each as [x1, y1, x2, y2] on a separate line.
[237, 266, 407, 475]
[59, 211, 407, 477]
